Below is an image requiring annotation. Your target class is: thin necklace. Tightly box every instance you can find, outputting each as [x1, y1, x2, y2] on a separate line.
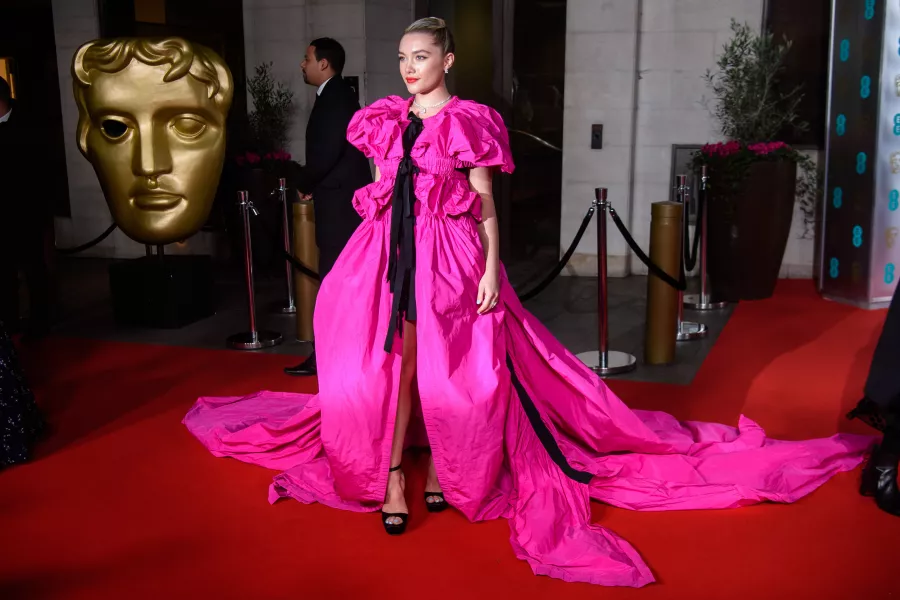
[413, 95, 452, 116]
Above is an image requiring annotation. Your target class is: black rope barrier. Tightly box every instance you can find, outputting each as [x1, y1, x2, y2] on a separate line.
[247, 201, 321, 281]
[515, 203, 596, 302]
[607, 205, 686, 291]
[279, 245, 320, 281]
[55, 223, 118, 255]
[683, 184, 704, 272]
[249, 186, 679, 303]
[250, 189, 593, 298]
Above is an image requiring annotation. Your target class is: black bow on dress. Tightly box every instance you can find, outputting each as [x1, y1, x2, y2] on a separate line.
[383, 113, 424, 352]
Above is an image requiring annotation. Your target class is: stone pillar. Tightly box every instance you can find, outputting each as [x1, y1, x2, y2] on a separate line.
[51, 0, 136, 257]
[365, 0, 415, 104]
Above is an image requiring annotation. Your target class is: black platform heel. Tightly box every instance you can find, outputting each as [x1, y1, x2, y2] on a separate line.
[424, 491, 448, 513]
[382, 464, 408, 535]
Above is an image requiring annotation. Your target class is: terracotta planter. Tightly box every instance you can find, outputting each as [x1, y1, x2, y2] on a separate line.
[706, 160, 798, 301]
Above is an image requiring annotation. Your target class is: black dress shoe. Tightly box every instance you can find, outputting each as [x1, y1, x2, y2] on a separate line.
[848, 397, 887, 431]
[860, 438, 900, 517]
[284, 351, 317, 376]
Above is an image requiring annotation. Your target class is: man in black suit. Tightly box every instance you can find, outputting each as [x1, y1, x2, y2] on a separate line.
[284, 38, 372, 376]
[850, 283, 900, 516]
[0, 75, 51, 336]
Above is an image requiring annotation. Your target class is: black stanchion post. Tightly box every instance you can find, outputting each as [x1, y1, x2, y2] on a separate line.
[674, 175, 708, 341]
[575, 187, 637, 376]
[228, 190, 283, 350]
[683, 165, 727, 311]
[276, 177, 297, 315]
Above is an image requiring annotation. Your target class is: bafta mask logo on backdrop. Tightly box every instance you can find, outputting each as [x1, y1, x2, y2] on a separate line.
[891, 152, 900, 175]
[72, 38, 234, 245]
[887, 227, 899, 249]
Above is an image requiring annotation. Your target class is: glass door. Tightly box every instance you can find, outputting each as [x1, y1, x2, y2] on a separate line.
[416, 0, 566, 285]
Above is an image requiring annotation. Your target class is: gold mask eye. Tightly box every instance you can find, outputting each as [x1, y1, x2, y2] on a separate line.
[171, 116, 207, 139]
[101, 119, 129, 140]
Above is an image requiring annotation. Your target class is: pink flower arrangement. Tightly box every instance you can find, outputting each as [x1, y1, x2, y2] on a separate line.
[746, 141, 788, 155]
[235, 150, 292, 166]
[263, 150, 292, 161]
[691, 137, 816, 238]
[235, 152, 258, 166]
[701, 141, 742, 157]
[692, 139, 804, 200]
[700, 140, 790, 159]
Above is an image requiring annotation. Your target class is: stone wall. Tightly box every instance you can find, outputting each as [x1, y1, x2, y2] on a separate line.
[560, 0, 815, 277]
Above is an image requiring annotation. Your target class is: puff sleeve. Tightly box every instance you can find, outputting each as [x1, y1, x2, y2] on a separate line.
[446, 101, 515, 174]
[346, 95, 406, 159]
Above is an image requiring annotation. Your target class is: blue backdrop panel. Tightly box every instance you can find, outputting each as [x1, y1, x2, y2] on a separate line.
[821, 0, 900, 307]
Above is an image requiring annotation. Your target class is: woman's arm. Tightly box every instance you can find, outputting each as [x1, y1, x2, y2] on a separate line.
[468, 167, 500, 314]
[375, 165, 381, 182]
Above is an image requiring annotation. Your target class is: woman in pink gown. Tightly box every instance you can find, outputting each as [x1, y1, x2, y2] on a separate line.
[184, 18, 873, 587]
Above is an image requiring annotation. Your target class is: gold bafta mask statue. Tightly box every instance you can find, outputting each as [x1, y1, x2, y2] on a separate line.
[73, 38, 233, 245]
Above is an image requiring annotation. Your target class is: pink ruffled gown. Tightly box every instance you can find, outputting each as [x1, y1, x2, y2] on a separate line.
[184, 96, 872, 587]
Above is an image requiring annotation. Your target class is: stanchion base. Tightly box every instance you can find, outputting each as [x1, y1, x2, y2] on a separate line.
[575, 350, 637, 376]
[227, 330, 283, 350]
[676, 321, 708, 341]
[273, 304, 297, 315]
[683, 294, 728, 310]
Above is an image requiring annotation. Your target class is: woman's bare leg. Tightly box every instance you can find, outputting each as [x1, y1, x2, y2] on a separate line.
[425, 455, 445, 506]
[383, 321, 416, 524]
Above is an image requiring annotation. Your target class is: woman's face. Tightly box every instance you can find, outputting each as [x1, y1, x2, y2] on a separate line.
[398, 32, 453, 95]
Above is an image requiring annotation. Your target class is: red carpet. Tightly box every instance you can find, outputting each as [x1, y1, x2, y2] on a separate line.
[1, 280, 896, 599]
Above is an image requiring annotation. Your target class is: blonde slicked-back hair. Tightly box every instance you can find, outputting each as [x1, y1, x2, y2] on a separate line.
[72, 37, 233, 154]
[404, 17, 455, 55]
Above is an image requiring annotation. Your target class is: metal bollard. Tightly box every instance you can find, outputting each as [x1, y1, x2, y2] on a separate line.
[227, 190, 283, 350]
[575, 188, 637, 376]
[674, 175, 708, 341]
[683, 165, 727, 311]
[292, 197, 319, 342]
[275, 178, 297, 315]
[644, 201, 682, 364]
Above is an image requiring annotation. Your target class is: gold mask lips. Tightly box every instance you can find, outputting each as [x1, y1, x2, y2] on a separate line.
[72, 38, 234, 245]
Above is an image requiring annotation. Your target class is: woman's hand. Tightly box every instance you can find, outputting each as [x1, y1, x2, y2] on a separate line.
[477, 268, 500, 315]
[469, 167, 501, 315]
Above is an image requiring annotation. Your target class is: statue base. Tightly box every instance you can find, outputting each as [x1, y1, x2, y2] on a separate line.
[108, 255, 215, 329]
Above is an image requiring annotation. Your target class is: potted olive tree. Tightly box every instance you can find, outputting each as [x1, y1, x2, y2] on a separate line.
[231, 62, 299, 268]
[240, 61, 298, 191]
[693, 20, 818, 301]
